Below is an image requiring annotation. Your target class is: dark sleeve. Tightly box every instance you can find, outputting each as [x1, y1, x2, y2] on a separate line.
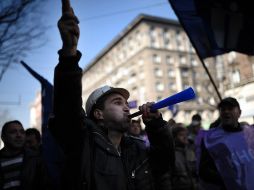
[36, 156, 54, 190]
[49, 50, 85, 154]
[144, 116, 175, 175]
[199, 140, 225, 186]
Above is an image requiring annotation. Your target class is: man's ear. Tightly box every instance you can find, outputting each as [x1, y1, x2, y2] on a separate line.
[1, 135, 6, 144]
[238, 109, 242, 118]
[93, 108, 104, 120]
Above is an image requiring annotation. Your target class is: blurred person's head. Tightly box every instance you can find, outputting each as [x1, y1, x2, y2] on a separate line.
[172, 126, 188, 147]
[168, 118, 176, 127]
[25, 128, 41, 151]
[1, 120, 25, 151]
[190, 113, 202, 134]
[85, 85, 131, 133]
[129, 119, 142, 136]
[218, 97, 241, 129]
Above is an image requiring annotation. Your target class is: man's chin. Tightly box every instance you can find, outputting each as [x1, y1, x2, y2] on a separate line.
[121, 123, 131, 132]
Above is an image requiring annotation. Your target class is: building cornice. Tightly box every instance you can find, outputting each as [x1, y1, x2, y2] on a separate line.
[83, 14, 179, 73]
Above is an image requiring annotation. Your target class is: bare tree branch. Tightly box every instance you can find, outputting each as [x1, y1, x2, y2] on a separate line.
[0, 0, 48, 80]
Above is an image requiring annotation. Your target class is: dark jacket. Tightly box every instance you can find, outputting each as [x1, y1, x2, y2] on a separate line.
[172, 146, 197, 190]
[0, 148, 52, 190]
[49, 51, 174, 190]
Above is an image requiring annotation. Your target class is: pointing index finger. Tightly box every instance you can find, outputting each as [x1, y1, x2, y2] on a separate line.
[62, 0, 71, 13]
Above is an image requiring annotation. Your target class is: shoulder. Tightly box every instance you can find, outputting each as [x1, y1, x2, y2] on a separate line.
[127, 135, 146, 142]
[124, 135, 147, 150]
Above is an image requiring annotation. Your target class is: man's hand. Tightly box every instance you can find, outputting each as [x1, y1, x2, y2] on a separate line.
[58, 0, 80, 56]
[139, 102, 161, 122]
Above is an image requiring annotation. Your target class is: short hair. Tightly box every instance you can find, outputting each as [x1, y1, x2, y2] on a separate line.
[25, 128, 41, 143]
[90, 93, 110, 120]
[1, 120, 23, 139]
[131, 118, 141, 124]
[192, 114, 201, 121]
[218, 97, 240, 109]
[172, 126, 187, 138]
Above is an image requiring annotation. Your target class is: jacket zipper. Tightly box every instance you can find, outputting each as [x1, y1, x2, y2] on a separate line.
[131, 158, 149, 179]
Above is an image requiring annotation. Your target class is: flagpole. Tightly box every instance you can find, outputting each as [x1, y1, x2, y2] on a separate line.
[196, 54, 222, 101]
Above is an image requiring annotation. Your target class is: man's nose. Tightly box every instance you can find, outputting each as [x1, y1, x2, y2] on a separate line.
[16, 131, 24, 137]
[124, 104, 130, 112]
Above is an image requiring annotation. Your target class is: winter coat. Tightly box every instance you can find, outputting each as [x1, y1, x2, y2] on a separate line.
[49, 51, 175, 190]
[0, 148, 52, 190]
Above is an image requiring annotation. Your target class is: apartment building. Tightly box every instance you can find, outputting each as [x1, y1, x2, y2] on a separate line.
[30, 91, 41, 132]
[82, 14, 224, 127]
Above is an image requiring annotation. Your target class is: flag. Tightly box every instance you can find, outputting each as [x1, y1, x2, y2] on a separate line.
[20, 61, 63, 189]
[168, 0, 254, 59]
[20, 61, 53, 127]
[128, 100, 138, 109]
[168, 104, 178, 117]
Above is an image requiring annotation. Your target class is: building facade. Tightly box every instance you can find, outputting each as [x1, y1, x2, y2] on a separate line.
[79, 14, 254, 127]
[82, 14, 223, 127]
[30, 91, 41, 132]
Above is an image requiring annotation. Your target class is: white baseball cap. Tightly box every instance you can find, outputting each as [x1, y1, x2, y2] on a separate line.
[85, 85, 130, 117]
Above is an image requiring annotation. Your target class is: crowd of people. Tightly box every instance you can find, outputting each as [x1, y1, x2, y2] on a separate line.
[0, 1, 254, 190]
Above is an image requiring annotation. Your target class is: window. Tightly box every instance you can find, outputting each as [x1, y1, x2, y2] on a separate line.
[153, 54, 161, 64]
[168, 82, 176, 90]
[227, 52, 236, 63]
[168, 69, 175, 77]
[131, 72, 136, 77]
[209, 97, 216, 105]
[196, 85, 201, 92]
[163, 29, 171, 48]
[156, 82, 164, 91]
[191, 57, 198, 66]
[154, 68, 163, 77]
[176, 30, 182, 48]
[149, 26, 156, 37]
[232, 70, 240, 84]
[198, 97, 203, 104]
[166, 56, 174, 65]
[179, 55, 186, 64]
[150, 27, 159, 48]
[138, 59, 144, 66]
[181, 68, 189, 77]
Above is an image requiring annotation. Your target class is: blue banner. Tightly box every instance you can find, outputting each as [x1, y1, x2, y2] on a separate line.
[168, 0, 254, 58]
[20, 61, 63, 189]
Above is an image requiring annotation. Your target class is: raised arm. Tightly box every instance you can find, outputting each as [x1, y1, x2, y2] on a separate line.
[50, 0, 84, 152]
[58, 0, 79, 56]
[139, 102, 175, 175]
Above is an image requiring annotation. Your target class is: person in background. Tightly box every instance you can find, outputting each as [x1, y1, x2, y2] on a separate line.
[168, 118, 176, 127]
[199, 97, 254, 190]
[128, 118, 150, 147]
[171, 126, 198, 190]
[25, 128, 41, 152]
[187, 114, 202, 145]
[0, 120, 52, 190]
